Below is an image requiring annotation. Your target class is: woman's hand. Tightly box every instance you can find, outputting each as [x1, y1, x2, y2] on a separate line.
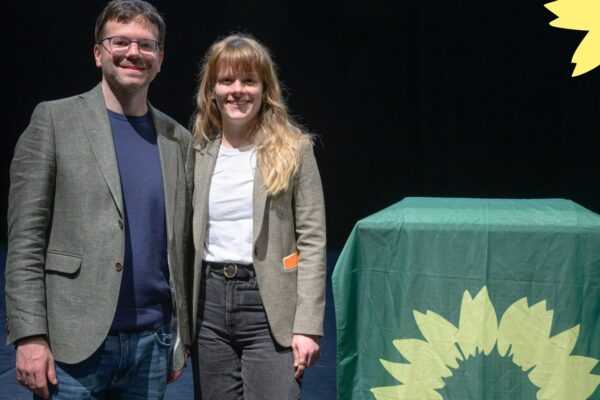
[292, 333, 321, 379]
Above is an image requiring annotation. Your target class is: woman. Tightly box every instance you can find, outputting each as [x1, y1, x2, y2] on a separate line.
[189, 34, 326, 400]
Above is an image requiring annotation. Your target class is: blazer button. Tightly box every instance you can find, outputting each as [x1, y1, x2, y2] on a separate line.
[118, 220, 124, 230]
[115, 262, 123, 272]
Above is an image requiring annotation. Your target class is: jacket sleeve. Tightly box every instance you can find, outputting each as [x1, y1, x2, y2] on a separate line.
[292, 144, 327, 336]
[170, 127, 193, 371]
[5, 102, 56, 344]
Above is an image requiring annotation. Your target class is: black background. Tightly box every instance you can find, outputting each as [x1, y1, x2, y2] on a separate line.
[2, 0, 600, 249]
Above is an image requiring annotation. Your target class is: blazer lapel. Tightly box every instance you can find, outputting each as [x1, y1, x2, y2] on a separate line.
[153, 107, 177, 245]
[253, 162, 268, 243]
[78, 84, 123, 217]
[193, 138, 220, 253]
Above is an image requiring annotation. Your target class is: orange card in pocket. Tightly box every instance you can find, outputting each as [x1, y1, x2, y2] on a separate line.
[283, 251, 299, 270]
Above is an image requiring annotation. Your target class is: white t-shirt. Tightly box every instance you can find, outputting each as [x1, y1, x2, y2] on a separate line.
[204, 145, 256, 264]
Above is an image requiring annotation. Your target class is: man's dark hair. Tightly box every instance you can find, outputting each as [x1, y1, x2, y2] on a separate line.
[95, 0, 166, 49]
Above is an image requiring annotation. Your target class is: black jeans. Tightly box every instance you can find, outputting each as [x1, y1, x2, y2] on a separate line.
[192, 265, 300, 400]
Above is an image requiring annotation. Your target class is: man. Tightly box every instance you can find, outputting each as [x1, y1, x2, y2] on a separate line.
[5, 1, 191, 398]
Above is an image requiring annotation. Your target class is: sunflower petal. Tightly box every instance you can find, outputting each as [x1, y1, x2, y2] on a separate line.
[456, 287, 498, 359]
[414, 310, 462, 368]
[571, 30, 600, 76]
[534, 355, 600, 399]
[371, 384, 443, 400]
[497, 298, 553, 369]
[393, 339, 453, 379]
[545, 0, 599, 30]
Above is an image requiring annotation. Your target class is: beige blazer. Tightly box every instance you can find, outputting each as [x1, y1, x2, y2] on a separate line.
[5, 84, 192, 370]
[191, 137, 326, 347]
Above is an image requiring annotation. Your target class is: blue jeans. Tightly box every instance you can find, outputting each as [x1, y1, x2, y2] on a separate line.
[36, 324, 172, 400]
[192, 265, 300, 400]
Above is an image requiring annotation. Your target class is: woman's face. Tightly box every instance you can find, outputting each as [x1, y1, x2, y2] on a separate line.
[213, 66, 263, 129]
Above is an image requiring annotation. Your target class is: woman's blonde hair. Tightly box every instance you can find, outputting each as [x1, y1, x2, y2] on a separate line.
[192, 34, 312, 196]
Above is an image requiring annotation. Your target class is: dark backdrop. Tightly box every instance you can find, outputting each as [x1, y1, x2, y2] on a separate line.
[2, 0, 600, 250]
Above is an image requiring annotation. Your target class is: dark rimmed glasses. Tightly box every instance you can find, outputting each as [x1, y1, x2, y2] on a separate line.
[98, 36, 161, 56]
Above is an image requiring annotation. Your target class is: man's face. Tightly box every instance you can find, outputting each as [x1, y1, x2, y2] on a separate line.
[94, 17, 164, 94]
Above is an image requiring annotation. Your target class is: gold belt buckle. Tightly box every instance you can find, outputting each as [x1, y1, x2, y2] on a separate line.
[223, 263, 238, 278]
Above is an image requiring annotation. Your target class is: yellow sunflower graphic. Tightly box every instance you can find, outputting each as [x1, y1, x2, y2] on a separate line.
[371, 287, 600, 399]
[545, 0, 600, 76]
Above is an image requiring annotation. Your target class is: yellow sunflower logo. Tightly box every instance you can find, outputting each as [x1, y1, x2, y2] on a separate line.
[371, 287, 600, 399]
[545, 0, 600, 76]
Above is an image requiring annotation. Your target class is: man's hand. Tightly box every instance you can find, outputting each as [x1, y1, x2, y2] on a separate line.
[167, 368, 184, 384]
[15, 337, 57, 398]
[167, 345, 190, 384]
[292, 333, 321, 379]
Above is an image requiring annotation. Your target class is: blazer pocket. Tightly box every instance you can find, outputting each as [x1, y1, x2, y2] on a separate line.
[283, 251, 299, 271]
[45, 252, 82, 275]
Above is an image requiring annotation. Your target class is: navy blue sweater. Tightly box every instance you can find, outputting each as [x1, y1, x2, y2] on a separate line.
[108, 109, 172, 332]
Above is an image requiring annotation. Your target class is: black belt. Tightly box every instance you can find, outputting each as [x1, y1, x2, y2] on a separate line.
[203, 261, 254, 280]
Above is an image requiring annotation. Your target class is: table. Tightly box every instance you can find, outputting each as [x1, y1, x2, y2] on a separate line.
[333, 197, 600, 399]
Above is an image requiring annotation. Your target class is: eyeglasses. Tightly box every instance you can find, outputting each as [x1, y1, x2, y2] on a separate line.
[98, 36, 161, 56]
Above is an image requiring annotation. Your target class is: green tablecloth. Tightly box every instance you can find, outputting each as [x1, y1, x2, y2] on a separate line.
[333, 198, 600, 399]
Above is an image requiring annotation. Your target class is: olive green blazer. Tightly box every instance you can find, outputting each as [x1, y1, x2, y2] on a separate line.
[5, 84, 192, 370]
[191, 137, 326, 347]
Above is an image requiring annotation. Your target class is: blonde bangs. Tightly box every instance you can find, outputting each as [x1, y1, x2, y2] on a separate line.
[211, 43, 262, 78]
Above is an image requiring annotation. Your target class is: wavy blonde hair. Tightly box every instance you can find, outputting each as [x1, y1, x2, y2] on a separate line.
[192, 34, 312, 196]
